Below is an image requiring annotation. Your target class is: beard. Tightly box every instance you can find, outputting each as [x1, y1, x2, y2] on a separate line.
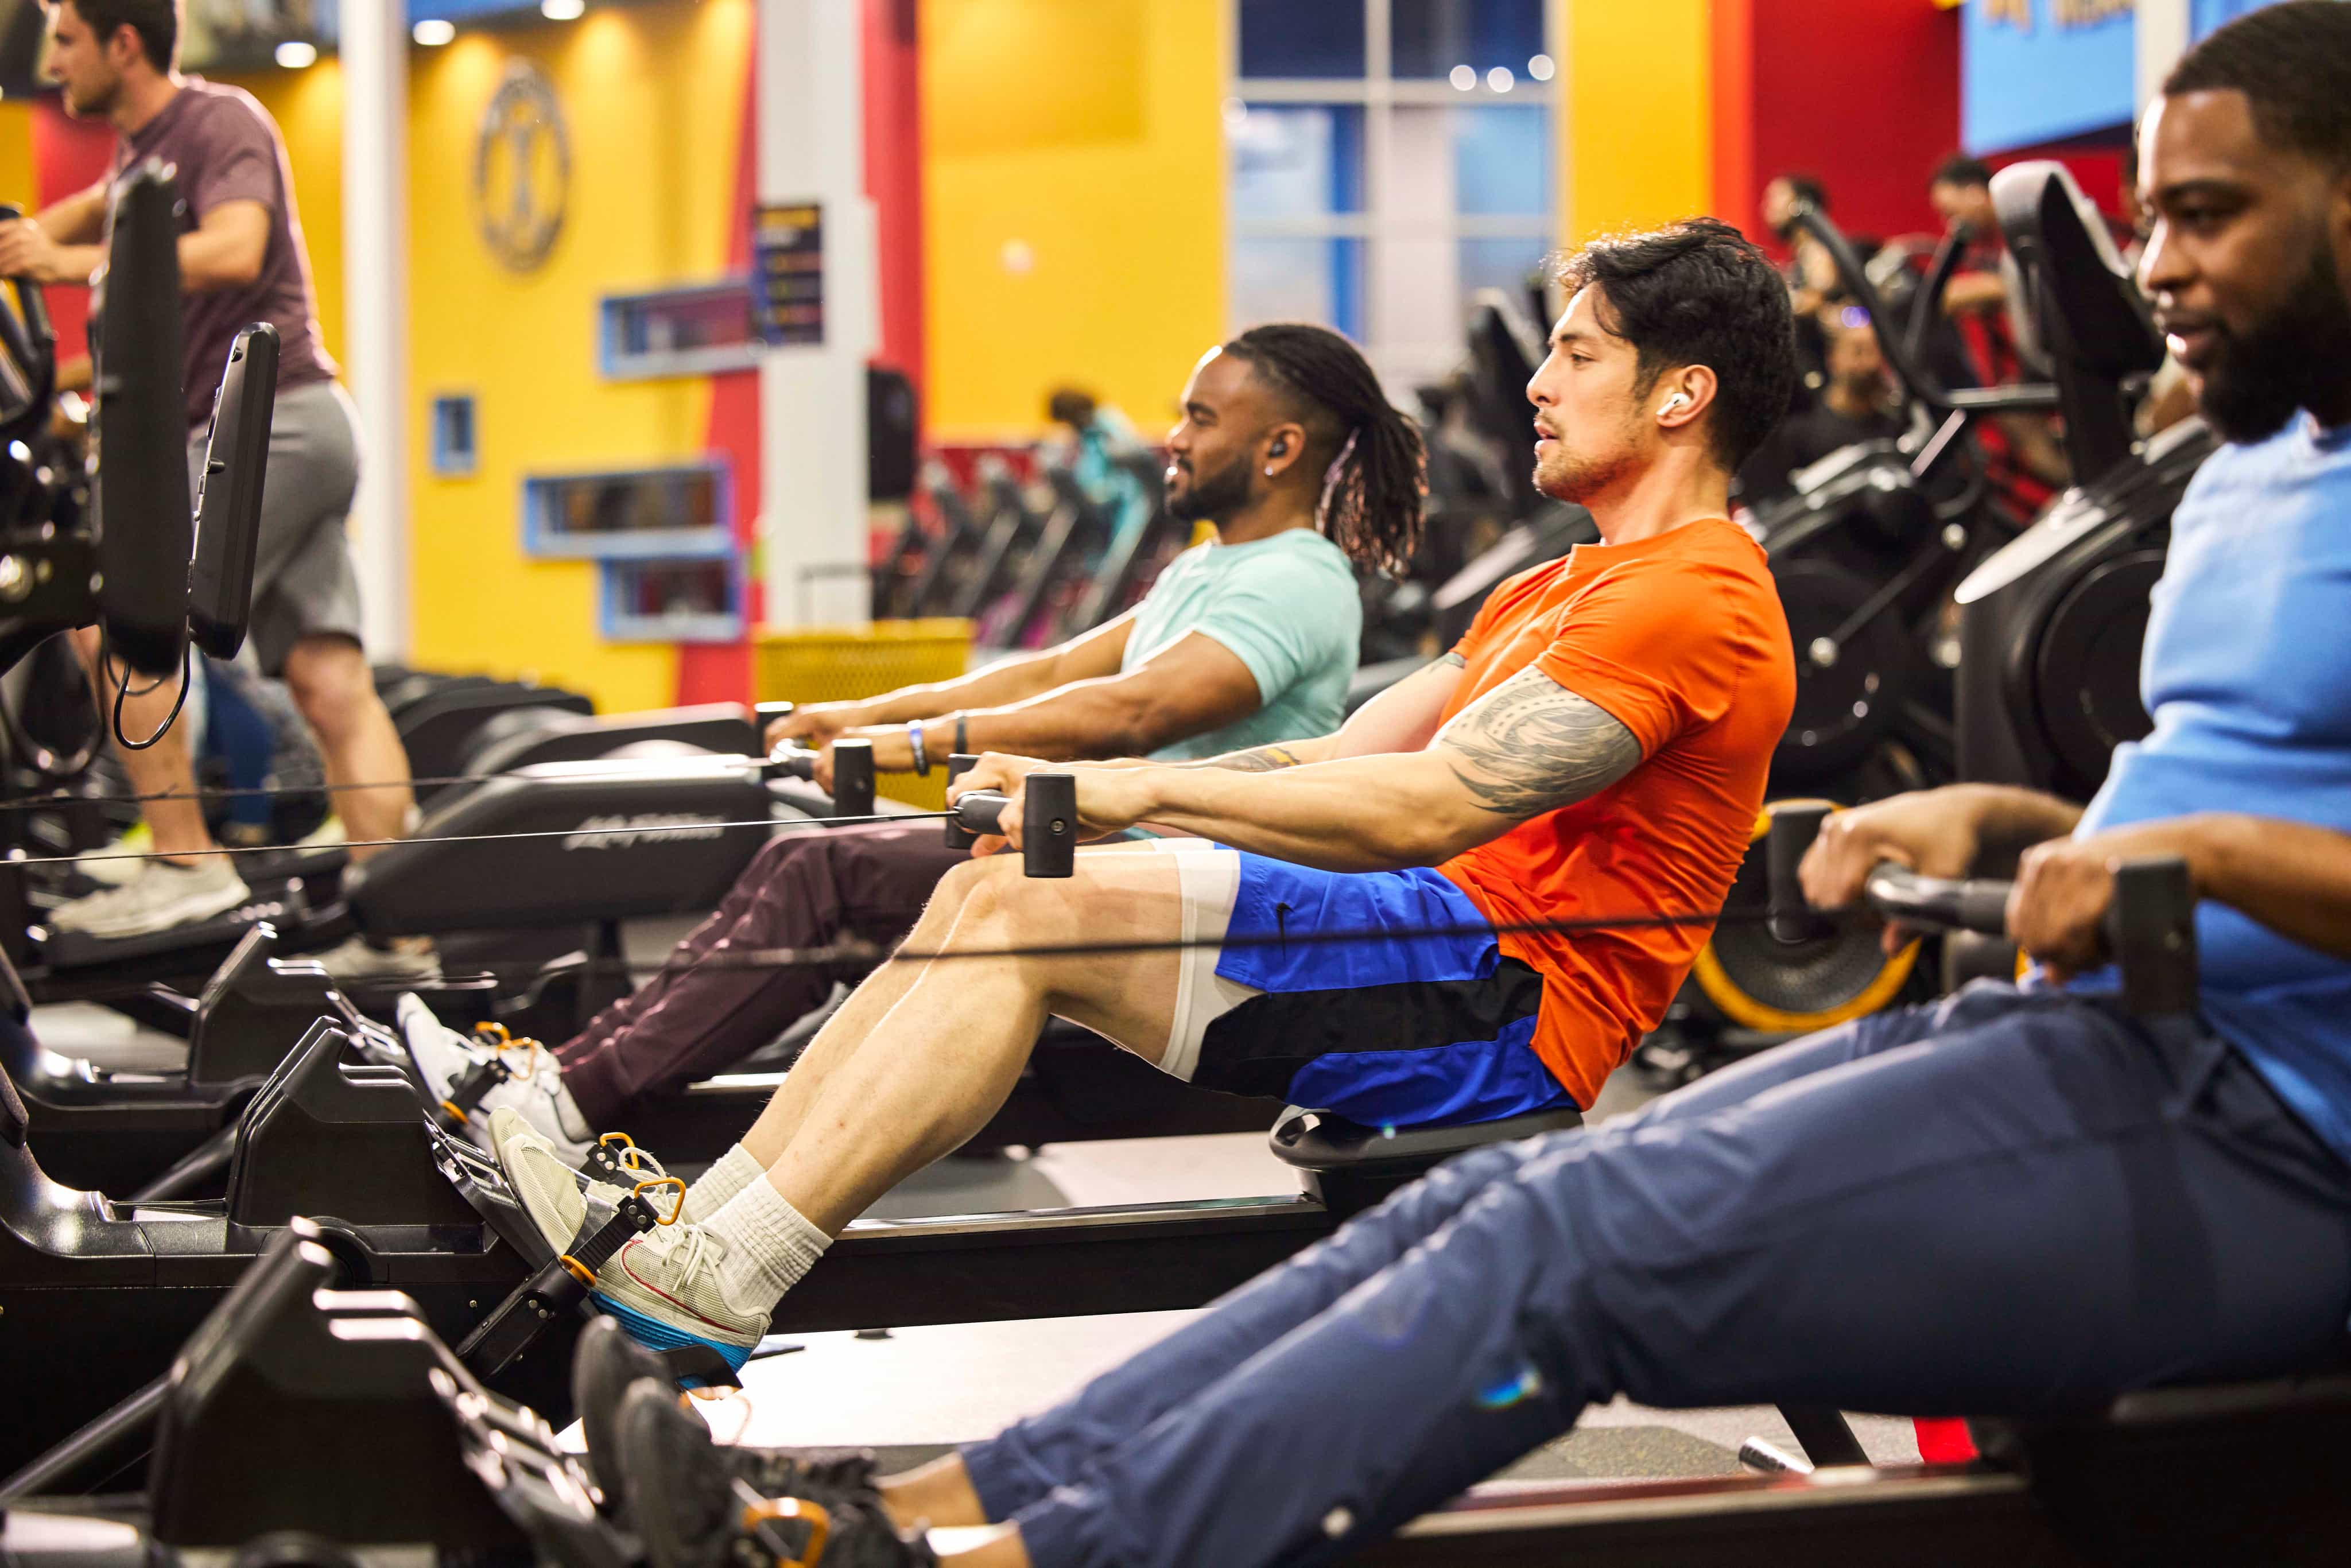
[1533, 439, 1637, 504]
[1166, 449, 1254, 523]
[62, 75, 119, 119]
[2194, 243, 2351, 443]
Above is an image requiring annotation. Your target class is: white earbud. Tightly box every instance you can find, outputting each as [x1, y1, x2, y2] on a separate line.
[1660, 393, 1690, 416]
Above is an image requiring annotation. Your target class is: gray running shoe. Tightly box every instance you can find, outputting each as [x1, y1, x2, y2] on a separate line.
[48, 856, 251, 938]
[312, 933, 442, 984]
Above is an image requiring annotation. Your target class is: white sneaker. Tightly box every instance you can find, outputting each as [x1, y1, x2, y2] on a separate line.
[297, 815, 347, 849]
[73, 824, 152, 887]
[400, 995, 594, 1163]
[49, 856, 252, 938]
[313, 934, 442, 984]
[488, 1109, 766, 1370]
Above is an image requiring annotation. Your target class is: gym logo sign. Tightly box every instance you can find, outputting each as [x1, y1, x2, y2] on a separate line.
[564, 813, 730, 851]
[474, 61, 571, 273]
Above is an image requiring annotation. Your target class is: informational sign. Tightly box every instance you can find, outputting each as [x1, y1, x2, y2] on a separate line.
[1963, 0, 2137, 153]
[752, 202, 825, 348]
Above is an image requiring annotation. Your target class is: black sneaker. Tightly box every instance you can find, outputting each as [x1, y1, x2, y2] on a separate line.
[575, 1314, 675, 1499]
[615, 1384, 928, 1568]
[576, 1318, 880, 1515]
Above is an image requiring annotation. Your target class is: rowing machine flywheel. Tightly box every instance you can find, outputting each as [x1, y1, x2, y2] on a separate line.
[1690, 805, 1919, 1033]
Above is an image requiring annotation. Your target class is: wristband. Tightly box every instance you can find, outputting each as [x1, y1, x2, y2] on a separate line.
[955, 713, 968, 756]
[907, 720, 930, 777]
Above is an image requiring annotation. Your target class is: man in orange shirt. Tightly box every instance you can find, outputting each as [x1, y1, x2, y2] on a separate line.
[489, 218, 1799, 1366]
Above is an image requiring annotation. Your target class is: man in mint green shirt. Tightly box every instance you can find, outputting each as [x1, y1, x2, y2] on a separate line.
[403, 324, 1427, 1139]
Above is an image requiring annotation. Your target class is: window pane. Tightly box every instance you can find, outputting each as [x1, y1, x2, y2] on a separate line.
[1232, 237, 1365, 341]
[1230, 104, 1365, 218]
[1391, 0, 1547, 80]
[1389, 106, 1551, 219]
[1459, 238, 1551, 328]
[1239, 0, 1365, 79]
[1452, 105, 1550, 216]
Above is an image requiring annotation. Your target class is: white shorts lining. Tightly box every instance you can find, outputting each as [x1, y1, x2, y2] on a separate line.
[1145, 839, 1260, 1081]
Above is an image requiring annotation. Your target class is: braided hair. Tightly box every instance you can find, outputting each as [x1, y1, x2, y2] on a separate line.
[1221, 324, 1427, 575]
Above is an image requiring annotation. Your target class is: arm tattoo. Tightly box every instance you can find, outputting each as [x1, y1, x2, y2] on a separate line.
[1437, 666, 1642, 820]
[1203, 743, 1308, 773]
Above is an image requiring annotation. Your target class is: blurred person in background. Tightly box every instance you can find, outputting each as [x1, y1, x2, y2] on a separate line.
[1928, 152, 2070, 503]
[1736, 317, 1906, 507]
[1046, 386, 1154, 555]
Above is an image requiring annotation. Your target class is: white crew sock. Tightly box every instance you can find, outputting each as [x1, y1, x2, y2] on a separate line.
[682, 1143, 763, 1224]
[703, 1177, 830, 1313]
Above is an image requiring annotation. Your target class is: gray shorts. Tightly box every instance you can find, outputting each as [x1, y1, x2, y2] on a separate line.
[185, 377, 365, 677]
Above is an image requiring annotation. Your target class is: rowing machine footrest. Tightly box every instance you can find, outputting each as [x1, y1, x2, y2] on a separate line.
[457, 1194, 663, 1379]
[1269, 1104, 1586, 1217]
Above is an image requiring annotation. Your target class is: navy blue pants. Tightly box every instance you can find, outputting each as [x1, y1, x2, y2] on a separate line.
[957, 984, 2351, 1568]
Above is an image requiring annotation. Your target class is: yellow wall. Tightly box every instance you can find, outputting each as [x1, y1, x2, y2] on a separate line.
[405, 0, 752, 711]
[922, 0, 1227, 441]
[1557, 0, 1716, 243]
[0, 100, 33, 216]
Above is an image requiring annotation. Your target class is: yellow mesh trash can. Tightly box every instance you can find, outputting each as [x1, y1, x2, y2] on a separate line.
[752, 619, 973, 809]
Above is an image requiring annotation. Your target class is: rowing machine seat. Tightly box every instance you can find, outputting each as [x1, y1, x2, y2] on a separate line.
[1271, 1103, 1585, 1215]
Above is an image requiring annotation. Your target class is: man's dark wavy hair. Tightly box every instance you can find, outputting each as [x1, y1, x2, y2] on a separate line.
[2164, 0, 2351, 166]
[61, 0, 177, 72]
[1551, 217, 1798, 472]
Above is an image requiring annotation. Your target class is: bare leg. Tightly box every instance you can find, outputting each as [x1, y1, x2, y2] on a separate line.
[734, 838, 1174, 1165]
[758, 850, 1185, 1232]
[279, 635, 414, 864]
[69, 625, 218, 860]
[880, 1454, 990, 1531]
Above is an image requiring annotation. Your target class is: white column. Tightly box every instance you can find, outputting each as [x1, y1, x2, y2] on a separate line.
[341, 0, 410, 657]
[756, 0, 875, 628]
[2136, 0, 2192, 111]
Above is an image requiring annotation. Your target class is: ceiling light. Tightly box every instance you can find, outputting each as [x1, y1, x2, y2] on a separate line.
[274, 40, 317, 68]
[1449, 64, 1476, 91]
[541, 0, 585, 20]
[413, 18, 455, 45]
[1528, 53, 1555, 81]
[1487, 66, 1514, 91]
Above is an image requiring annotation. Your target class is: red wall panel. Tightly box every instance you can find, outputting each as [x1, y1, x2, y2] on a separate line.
[1739, 0, 1964, 255]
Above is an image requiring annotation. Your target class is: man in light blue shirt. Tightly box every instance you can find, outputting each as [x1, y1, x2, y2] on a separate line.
[405, 323, 1419, 1138]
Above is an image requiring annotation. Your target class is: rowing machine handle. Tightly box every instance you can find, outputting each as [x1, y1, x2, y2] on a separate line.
[1766, 804, 2199, 1017]
[1862, 864, 2013, 936]
[761, 733, 875, 818]
[1768, 801, 2009, 936]
[942, 764, 1076, 878]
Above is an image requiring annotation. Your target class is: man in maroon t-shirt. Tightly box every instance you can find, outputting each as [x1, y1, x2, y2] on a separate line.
[0, 0, 425, 971]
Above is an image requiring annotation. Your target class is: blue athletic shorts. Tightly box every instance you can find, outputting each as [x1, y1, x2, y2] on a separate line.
[1152, 844, 1574, 1130]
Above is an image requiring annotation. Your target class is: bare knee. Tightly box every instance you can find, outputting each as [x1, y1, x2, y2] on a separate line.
[280, 637, 374, 738]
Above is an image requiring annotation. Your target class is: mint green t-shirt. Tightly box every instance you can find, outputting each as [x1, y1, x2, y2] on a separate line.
[1122, 527, 1361, 761]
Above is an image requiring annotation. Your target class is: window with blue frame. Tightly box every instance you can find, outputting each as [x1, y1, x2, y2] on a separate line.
[600, 280, 759, 381]
[521, 462, 734, 561]
[1229, 0, 1557, 388]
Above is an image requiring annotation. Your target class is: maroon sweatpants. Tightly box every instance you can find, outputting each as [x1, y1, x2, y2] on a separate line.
[553, 820, 968, 1127]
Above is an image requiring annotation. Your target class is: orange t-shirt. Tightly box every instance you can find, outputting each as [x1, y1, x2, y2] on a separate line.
[1436, 518, 1795, 1105]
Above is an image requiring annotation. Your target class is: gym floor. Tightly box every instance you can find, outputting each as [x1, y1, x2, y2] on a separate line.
[29, 911, 1922, 1484]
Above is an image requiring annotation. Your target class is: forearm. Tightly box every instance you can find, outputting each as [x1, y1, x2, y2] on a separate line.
[1953, 783, 2082, 852]
[36, 190, 104, 246]
[1126, 753, 1480, 872]
[32, 244, 102, 288]
[951, 681, 1167, 762]
[2183, 814, 2351, 961]
[859, 649, 1068, 726]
